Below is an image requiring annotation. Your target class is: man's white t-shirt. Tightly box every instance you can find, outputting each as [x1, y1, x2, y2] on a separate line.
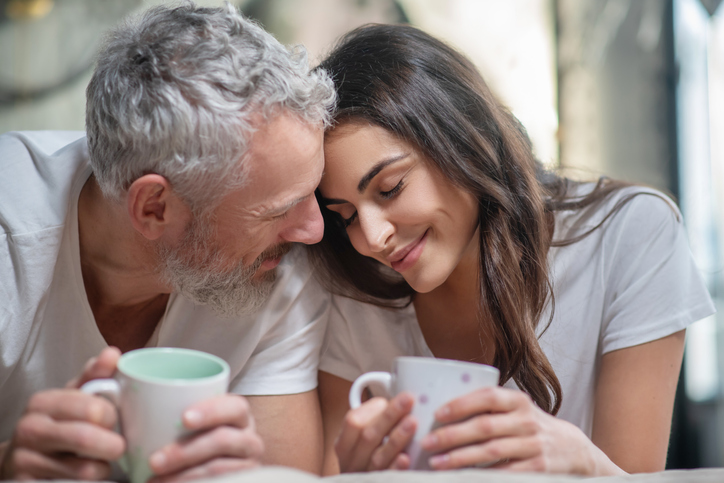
[319, 184, 715, 436]
[0, 131, 329, 442]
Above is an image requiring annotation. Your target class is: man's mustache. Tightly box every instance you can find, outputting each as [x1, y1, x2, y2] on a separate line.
[259, 242, 293, 263]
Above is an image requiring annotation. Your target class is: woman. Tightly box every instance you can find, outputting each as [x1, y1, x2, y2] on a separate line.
[310, 24, 714, 476]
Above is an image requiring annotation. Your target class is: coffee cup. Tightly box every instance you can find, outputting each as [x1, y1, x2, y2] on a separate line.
[349, 356, 499, 470]
[81, 347, 230, 483]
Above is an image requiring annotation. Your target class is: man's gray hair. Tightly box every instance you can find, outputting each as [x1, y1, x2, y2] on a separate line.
[86, 1, 335, 211]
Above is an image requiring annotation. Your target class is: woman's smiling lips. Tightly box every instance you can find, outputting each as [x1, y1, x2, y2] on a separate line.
[389, 229, 429, 272]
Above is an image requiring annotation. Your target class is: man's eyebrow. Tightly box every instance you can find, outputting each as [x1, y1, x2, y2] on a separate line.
[265, 195, 307, 216]
[357, 154, 409, 192]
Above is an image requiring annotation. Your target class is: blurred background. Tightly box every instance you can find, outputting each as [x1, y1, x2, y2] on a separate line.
[1, 0, 722, 468]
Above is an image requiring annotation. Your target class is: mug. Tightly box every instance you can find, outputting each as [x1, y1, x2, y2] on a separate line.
[349, 356, 500, 470]
[81, 347, 230, 483]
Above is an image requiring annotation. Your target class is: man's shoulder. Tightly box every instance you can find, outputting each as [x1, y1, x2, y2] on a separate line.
[1, 130, 86, 154]
[0, 131, 89, 236]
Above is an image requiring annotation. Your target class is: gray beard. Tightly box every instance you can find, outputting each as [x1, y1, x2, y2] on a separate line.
[156, 216, 281, 319]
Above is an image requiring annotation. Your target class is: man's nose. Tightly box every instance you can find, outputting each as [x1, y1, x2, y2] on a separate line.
[280, 196, 324, 245]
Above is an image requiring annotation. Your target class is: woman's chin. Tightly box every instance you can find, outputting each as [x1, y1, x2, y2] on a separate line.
[404, 274, 443, 294]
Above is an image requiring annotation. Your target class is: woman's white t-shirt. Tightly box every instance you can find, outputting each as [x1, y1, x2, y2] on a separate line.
[319, 185, 715, 436]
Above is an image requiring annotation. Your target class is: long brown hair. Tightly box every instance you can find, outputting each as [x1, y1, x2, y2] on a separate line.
[311, 24, 635, 415]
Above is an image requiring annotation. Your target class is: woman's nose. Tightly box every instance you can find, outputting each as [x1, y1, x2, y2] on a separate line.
[358, 207, 394, 255]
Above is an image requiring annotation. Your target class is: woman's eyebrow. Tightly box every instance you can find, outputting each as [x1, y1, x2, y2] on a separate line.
[357, 153, 409, 192]
[320, 196, 348, 207]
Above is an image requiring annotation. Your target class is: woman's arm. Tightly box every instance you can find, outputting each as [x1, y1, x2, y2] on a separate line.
[418, 330, 685, 475]
[592, 329, 686, 473]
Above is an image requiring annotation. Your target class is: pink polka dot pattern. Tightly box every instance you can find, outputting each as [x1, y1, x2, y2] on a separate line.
[462, 373, 471, 383]
[419, 394, 428, 404]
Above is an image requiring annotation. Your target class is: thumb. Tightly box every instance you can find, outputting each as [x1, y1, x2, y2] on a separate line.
[67, 347, 122, 389]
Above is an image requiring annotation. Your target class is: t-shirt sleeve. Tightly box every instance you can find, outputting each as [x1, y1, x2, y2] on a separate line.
[600, 191, 715, 354]
[318, 296, 366, 382]
[230, 261, 331, 396]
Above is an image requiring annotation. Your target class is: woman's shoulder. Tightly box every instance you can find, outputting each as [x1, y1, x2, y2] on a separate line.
[554, 182, 681, 242]
[331, 294, 415, 324]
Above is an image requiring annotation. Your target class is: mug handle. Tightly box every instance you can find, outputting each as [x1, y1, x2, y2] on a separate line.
[80, 378, 120, 404]
[80, 379, 129, 473]
[349, 372, 392, 409]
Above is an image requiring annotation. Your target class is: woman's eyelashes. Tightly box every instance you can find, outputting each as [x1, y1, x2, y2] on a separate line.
[340, 180, 404, 228]
[379, 179, 404, 199]
[341, 211, 358, 228]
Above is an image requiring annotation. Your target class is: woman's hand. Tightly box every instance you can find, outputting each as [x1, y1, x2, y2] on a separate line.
[334, 393, 417, 472]
[419, 386, 624, 476]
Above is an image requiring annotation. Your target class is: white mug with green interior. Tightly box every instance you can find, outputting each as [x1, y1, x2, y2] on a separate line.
[81, 347, 230, 483]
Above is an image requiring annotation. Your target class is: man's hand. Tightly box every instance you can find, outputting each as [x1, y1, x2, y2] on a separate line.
[147, 394, 264, 483]
[0, 347, 126, 480]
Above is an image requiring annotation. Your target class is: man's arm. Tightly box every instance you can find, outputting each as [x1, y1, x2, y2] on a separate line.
[246, 390, 323, 474]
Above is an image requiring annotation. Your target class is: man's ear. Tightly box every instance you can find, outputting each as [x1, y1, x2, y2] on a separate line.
[127, 174, 190, 240]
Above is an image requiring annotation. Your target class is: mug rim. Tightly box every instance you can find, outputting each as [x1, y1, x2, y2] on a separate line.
[394, 356, 500, 376]
[117, 347, 230, 386]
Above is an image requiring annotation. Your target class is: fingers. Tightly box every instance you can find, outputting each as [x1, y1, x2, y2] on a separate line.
[435, 387, 533, 424]
[149, 457, 259, 483]
[14, 412, 125, 461]
[149, 426, 264, 477]
[335, 393, 414, 472]
[368, 415, 416, 471]
[67, 347, 121, 389]
[9, 448, 112, 481]
[26, 390, 118, 429]
[333, 397, 385, 464]
[2, 387, 125, 480]
[181, 395, 253, 432]
[428, 435, 543, 471]
[390, 453, 411, 470]
[421, 410, 538, 453]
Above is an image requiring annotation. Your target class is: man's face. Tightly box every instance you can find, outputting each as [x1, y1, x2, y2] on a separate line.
[157, 112, 325, 317]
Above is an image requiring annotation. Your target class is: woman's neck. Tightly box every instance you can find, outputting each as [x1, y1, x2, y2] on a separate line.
[413, 229, 494, 364]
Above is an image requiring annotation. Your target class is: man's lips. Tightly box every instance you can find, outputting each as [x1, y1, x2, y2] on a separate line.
[389, 229, 429, 272]
[260, 255, 282, 270]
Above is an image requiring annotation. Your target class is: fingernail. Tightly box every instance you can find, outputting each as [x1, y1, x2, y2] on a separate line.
[184, 409, 202, 426]
[429, 454, 449, 469]
[149, 452, 166, 471]
[436, 406, 451, 420]
[421, 433, 438, 449]
[401, 418, 416, 433]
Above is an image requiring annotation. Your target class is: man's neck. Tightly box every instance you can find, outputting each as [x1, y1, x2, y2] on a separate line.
[77, 176, 171, 351]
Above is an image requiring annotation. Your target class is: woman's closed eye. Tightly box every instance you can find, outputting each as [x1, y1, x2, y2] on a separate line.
[341, 211, 358, 228]
[380, 179, 404, 199]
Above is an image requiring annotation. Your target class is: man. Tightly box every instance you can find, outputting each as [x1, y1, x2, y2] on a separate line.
[0, 3, 335, 481]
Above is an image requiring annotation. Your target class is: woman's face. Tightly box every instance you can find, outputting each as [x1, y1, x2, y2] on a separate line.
[319, 123, 479, 293]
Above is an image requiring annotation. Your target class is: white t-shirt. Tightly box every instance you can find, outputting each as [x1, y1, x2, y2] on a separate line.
[319, 184, 715, 437]
[0, 131, 329, 443]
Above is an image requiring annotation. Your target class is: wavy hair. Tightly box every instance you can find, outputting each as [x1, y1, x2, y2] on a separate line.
[310, 24, 639, 415]
[85, 1, 335, 212]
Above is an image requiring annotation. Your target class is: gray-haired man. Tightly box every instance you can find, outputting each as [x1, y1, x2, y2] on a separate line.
[0, 3, 335, 480]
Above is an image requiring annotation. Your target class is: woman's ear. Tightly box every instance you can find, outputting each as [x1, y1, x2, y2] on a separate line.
[126, 174, 190, 240]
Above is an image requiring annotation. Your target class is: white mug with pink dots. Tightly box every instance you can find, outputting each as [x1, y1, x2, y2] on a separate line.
[349, 356, 500, 470]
